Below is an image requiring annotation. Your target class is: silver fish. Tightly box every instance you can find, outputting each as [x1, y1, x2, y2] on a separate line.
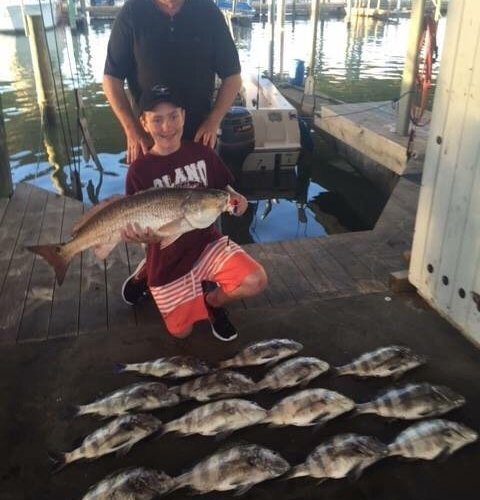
[50, 414, 162, 472]
[163, 398, 267, 437]
[217, 338, 303, 368]
[265, 388, 355, 427]
[116, 356, 213, 379]
[388, 419, 478, 460]
[173, 370, 257, 402]
[82, 467, 174, 500]
[355, 383, 466, 420]
[27, 187, 231, 285]
[335, 345, 426, 379]
[70, 382, 181, 418]
[257, 357, 330, 391]
[288, 433, 388, 481]
[171, 444, 290, 495]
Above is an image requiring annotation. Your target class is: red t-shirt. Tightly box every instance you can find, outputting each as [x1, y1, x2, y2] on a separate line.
[125, 141, 234, 286]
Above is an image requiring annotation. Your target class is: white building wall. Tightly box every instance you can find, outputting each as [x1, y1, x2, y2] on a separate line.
[409, 0, 480, 345]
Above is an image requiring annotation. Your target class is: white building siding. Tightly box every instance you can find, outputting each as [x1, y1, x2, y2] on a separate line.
[409, 0, 480, 345]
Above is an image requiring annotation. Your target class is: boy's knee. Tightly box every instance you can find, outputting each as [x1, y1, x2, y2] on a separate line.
[244, 267, 268, 294]
[167, 325, 193, 338]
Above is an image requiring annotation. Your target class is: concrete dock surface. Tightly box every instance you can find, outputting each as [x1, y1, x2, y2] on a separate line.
[1, 291, 479, 500]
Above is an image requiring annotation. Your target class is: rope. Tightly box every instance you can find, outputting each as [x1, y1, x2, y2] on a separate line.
[314, 90, 414, 120]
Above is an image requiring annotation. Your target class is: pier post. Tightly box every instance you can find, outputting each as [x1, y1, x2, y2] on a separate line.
[79, 0, 87, 14]
[67, 0, 77, 30]
[26, 15, 57, 126]
[0, 96, 13, 199]
[269, 0, 276, 78]
[304, 0, 319, 95]
[277, 0, 286, 78]
[396, 0, 426, 135]
[346, 0, 352, 25]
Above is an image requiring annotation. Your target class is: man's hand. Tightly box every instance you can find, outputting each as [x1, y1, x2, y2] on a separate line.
[126, 127, 153, 164]
[194, 115, 221, 149]
[121, 222, 158, 244]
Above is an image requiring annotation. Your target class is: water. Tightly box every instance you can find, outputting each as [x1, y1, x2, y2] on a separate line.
[0, 14, 445, 243]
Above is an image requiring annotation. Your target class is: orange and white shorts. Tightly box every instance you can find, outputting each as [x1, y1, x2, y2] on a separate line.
[149, 236, 262, 336]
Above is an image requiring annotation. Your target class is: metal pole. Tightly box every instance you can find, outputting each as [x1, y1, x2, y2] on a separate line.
[0, 95, 13, 198]
[79, 0, 87, 14]
[26, 15, 56, 126]
[269, 0, 276, 78]
[396, 0, 426, 135]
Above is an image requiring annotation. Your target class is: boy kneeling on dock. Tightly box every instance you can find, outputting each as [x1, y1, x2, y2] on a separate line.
[121, 85, 267, 341]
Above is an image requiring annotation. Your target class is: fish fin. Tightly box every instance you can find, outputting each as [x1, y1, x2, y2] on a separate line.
[71, 195, 124, 236]
[436, 448, 452, 463]
[317, 478, 328, 486]
[116, 443, 135, 457]
[265, 358, 279, 368]
[214, 430, 234, 441]
[346, 464, 364, 482]
[26, 244, 71, 285]
[233, 483, 255, 496]
[156, 218, 190, 238]
[62, 404, 81, 419]
[159, 234, 181, 249]
[48, 450, 67, 474]
[299, 378, 311, 388]
[93, 242, 117, 260]
[311, 413, 329, 428]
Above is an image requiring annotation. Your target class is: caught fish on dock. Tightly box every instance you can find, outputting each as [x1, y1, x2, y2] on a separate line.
[50, 413, 162, 472]
[171, 443, 290, 495]
[334, 345, 426, 379]
[173, 370, 257, 402]
[116, 356, 213, 379]
[287, 433, 388, 482]
[264, 389, 355, 427]
[257, 357, 330, 391]
[26, 187, 232, 285]
[82, 467, 174, 500]
[67, 382, 181, 418]
[355, 383, 466, 420]
[162, 399, 267, 437]
[217, 338, 303, 369]
[387, 419, 478, 461]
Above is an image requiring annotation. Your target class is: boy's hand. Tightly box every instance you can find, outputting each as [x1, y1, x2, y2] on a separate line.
[121, 223, 158, 244]
[228, 192, 248, 216]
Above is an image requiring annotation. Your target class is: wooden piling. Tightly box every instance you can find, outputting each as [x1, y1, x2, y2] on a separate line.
[396, 0, 426, 135]
[0, 96, 13, 199]
[26, 15, 57, 126]
[269, 0, 276, 78]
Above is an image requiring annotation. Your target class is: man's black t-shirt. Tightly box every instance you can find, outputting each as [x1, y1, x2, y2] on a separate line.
[104, 0, 241, 139]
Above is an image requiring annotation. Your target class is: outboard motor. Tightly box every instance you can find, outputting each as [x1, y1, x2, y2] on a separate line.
[217, 107, 255, 188]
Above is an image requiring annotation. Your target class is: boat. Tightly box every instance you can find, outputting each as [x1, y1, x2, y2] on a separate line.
[218, 73, 302, 196]
[216, 0, 256, 21]
[0, 0, 62, 34]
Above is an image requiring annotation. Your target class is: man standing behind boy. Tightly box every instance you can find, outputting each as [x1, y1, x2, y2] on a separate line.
[123, 86, 267, 341]
[103, 0, 242, 162]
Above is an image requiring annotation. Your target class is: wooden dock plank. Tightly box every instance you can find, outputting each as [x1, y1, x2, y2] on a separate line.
[79, 246, 108, 336]
[0, 186, 48, 343]
[18, 192, 65, 342]
[280, 239, 337, 297]
[244, 242, 296, 306]
[0, 183, 32, 296]
[322, 237, 388, 293]
[49, 197, 84, 339]
[105, 243, 137, 331]
[261, 241, 318, 302]
[0, 197, 9, 224]
[297, 237, 359, 295]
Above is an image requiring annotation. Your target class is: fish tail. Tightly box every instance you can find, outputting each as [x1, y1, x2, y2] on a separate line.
[48, 450, 68, 474]
[114, 362, 128, 373]
[169, 473, 190, 493]
[284, 465, 308, 480]
[26, 243, 72, 285]
[62, 404, 82, 419]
